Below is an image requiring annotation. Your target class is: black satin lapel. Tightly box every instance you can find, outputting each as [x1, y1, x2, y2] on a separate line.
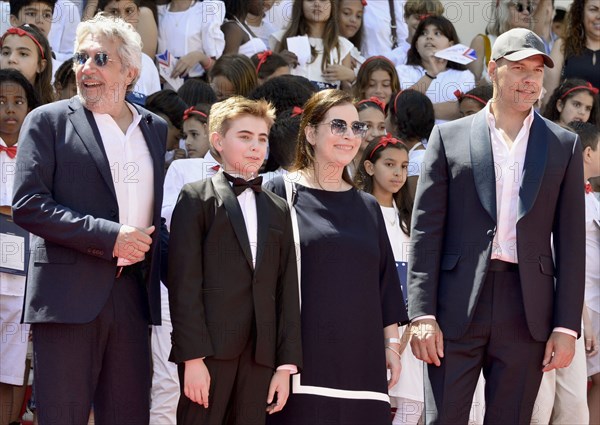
[518, 114, 548, 222]
[254, 192, 269, 271]
[469, 112, 497, 223]
[211, 172, 254, 269]
[67, 99, 117, 202]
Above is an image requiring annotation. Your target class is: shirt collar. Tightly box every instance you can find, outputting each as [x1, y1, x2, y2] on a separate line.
[484, 102, 535, 134]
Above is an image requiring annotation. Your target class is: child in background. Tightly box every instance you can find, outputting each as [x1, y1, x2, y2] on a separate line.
[337, 0, 365, 67]
[221, 0, 268, 57]
[145, 89, 188, 167]
[542, 78, 599, 126]
[0, 68, 39, 425]
[53, 57, 76, 100]
[354, 134, 423, 425]
[568, 121, 600, 425]
[0, 24, 53, 104]
[396, 15, 475, 123]
[350, 96, 387, 175]
[182, 104, 210, 160]
[265, 107, 302, 173]
[403, 0, 444, 46]
[157, 0, 225, 79]
[454, 85, 493, 117]
[353, 56, 400, 105]
[251, 50, 290, 85]
[209, 54, 257, 101]
[248, 74, 315, 117]
[177, 79, 217, 107]
[168, 96, 302, 425]
[270, 0, 354, 90]
[386, 89, 434, 201]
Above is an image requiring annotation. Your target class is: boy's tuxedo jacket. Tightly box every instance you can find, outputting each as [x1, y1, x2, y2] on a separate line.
[168, 171, 302, 370]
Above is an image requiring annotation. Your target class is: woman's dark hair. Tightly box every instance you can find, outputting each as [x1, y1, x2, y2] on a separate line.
[406, 15, 466, 71]
[542, 78, 599, 125]
[562, 0, 587, 58]
[248, 75, 315, 117]
[177, 79, 217, 106]
[294, 89, 355, 186]
[250, 51, 289, 81]
[266, 108, 302, 171]
[145, 89, 187, 130]
[209, 54, 258, 98]
[388, 90, 435, 141]
[354, 136, 412, 235]
[0, 68, 40, 110]
[222, 0, 248, 19]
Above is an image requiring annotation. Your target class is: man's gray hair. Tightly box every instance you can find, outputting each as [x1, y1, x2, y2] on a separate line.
[74, 14, 142, 93]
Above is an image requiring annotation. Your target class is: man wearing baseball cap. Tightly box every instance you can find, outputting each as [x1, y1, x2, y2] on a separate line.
[408, 28, 585, 424]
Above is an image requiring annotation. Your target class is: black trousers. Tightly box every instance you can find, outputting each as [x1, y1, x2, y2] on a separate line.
[32, 273, 151, 425]
[424, 269, 546, 425]
[177, 337, 273, 425]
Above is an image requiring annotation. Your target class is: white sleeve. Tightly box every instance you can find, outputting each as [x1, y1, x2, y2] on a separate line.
[162, 161, 185, 230]
[200, 1, 226, 58]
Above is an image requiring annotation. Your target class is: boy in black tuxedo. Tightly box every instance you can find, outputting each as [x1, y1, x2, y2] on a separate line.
[168, 96, 302, 425]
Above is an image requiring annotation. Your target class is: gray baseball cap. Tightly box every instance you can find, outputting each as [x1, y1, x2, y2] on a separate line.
[491, 28, 554, 68]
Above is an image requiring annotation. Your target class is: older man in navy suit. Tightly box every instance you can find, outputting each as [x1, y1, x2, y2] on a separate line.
[12, 15, 166, 425]
[407, 28, 586, 424]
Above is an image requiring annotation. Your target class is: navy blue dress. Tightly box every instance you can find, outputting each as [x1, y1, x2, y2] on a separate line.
[265, 179, 408, 425]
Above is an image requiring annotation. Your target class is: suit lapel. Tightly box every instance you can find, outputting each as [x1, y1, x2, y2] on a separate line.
[254, 192, 269, 271]
[518, 113, 548, 222]
[67, 98, 117, 202]
[470, 111, 497, 223]
[211, 171, 254, 270]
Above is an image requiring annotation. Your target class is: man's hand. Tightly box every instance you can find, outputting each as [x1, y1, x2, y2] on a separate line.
[113, 225, 154, 263]
[409, 318, 444, 366]
[266, 370, 291, 414]
[542, 331, 576, 372]
[184, 358, 211, 408]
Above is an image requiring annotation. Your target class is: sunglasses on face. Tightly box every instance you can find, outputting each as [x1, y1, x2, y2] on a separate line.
[317, 118, 369, 138]
[73, 51, 118, 67]
[511, 2, 532, 13]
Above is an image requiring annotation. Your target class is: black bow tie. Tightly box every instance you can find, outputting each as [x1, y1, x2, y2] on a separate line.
[224, 172, 263, 196]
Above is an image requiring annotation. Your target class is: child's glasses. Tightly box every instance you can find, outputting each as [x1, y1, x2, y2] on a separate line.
[317, 118, 369, 139]
[73, 51, 119, 67]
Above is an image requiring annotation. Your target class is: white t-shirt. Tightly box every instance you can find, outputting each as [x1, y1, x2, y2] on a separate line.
[270, 30, 353, 90]
[360, 0, 409, 66]
[134, 53, 161, 96]
[379, 202, 424, 401]
[48, 0, 81, 63]
[396, 64, 476, 124]
[157, 1, 226, 77]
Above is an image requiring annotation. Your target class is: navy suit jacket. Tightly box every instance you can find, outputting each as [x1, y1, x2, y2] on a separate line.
[12, 97, 167, 325]
[407, 109, 586, 342]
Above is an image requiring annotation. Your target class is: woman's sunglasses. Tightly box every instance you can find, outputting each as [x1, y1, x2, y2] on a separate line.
[73, 51, 119, 67]
[511, 2, 532, 14]
[317, 118, 369, 139]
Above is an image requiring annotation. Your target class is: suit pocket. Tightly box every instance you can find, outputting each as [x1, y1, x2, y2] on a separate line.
[440, 254, 460, 271]
[538, 255, 555, 277]
[33, 245, 76, 264]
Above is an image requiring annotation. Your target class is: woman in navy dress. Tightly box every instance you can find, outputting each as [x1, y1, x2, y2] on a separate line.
[265, 89, 408, 425]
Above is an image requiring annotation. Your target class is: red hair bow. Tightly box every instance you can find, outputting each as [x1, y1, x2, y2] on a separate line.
[418, 13, 433, 21]
[453, 89, 487, 106]
[256, 50, 273, 74]
[357, 96, 386, 113]
[560, 82, 599, 100]
[1, 26, 45, 59]
[183, 106, 207, 121]
[291, 106, 303, 117]
[361, 0, 367, 5]
[369, 133, 405, 159]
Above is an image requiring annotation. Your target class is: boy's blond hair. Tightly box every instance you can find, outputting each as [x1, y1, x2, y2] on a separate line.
[209, 96, 276, 137]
